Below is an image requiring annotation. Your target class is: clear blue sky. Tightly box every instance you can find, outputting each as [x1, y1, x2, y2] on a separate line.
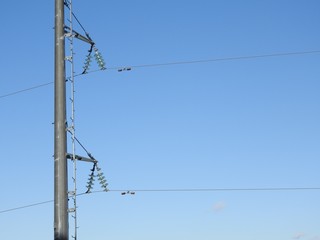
[0, 1, 319, 239]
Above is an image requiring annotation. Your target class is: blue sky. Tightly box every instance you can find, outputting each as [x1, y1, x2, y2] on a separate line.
[0, 0, 319, 239]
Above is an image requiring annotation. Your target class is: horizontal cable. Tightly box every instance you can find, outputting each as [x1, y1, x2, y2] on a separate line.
[104, 187, 320, 192]
[109, 50, 320, 70]
[1, 50, 319, 100]
[0, 199, 53, 214]
[0, 81, 53, 99]
[1, 187, 319, 214]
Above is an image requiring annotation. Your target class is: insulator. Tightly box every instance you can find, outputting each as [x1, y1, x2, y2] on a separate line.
[88, 176, 94, 181]
[98, 177, 105, 182]
[86, 54, 92, 60]
[96, 56, 104, 63]
[87, 180, 94, 185]
[93, 48, 106, 70]
[100, 180, 107, 185]
[84, 60, 91, 66]
[98, 175, 105, 180]
[93, 164, 109, 191]
[82, 53, 93, 73]
[86, 180, 94, 185]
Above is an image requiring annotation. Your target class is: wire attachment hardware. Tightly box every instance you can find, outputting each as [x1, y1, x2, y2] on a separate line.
[118, 67, 132, 72]
[121, 191, 136, 195]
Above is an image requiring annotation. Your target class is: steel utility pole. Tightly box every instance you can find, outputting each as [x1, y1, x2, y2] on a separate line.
[54, 0, 69, 239]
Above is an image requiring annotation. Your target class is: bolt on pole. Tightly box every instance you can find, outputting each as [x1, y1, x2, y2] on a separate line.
[54, 0, 69, 239]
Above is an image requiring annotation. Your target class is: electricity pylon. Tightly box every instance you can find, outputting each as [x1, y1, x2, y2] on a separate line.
[54, 1, 108, 239]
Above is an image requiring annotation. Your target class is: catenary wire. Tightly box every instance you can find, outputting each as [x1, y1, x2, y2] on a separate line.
[1, 187, 320, 214]
[1, 50, 319, 100]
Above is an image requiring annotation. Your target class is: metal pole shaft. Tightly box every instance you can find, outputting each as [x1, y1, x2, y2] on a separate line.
[54, 0, 69, 239]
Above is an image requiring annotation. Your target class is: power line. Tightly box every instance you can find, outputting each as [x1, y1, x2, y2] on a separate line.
[104, 187, 320, 192]
[1, 187, 319, 214]
[1, 50, 319, 100]
[0, 81, 53, 99]
[110, 50, 320, 70]
[0, 199, 54, 214]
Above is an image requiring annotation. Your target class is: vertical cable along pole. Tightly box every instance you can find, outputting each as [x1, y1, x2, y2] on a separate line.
[54, 0, 69, 239]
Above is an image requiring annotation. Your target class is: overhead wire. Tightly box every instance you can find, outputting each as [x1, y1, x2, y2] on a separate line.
[101, 187, 320, 193]
[1, 50, 320, 100]
[0, 81, 53, 99]
[1, 187, 319, 214]
[0, 199, 54, 214]
[109, 50, 320, 70]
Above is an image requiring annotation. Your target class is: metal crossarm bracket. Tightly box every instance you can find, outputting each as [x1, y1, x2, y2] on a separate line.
[66, 153, 98, 163]
[64, 26, 95, 45]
